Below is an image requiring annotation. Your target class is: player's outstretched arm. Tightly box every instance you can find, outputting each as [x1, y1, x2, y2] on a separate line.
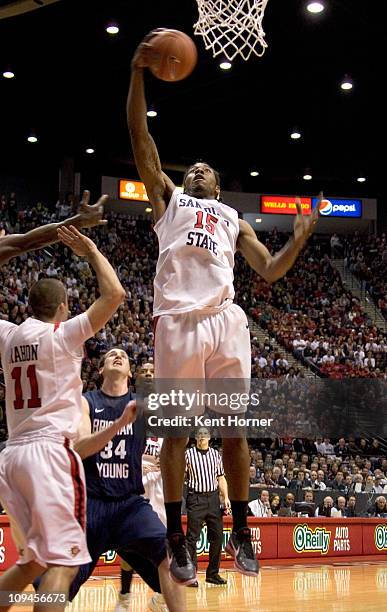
[127, 34, 175, 223]
[237, 194, 322, 284]
[0, 190, 107, 265]
[74, 397, 136, 459]
[57, 225, 126, 333]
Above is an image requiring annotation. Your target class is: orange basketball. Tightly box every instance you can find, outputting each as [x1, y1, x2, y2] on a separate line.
[147, 29, 198, 82]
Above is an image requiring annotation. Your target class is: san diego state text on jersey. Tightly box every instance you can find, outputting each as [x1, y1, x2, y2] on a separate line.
[186, 231, 218, 254]
[179, 197, 232, 256]
[178, 197, 230, 226]
[153, 189, 239, 315]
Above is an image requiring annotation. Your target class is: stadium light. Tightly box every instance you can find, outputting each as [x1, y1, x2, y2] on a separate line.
[106, 23, 119, 35]
[27, 130, 38, 143]
[341, 75, 353, 91]
[290, 129, 302, 140]
[307, 2, 325, 14]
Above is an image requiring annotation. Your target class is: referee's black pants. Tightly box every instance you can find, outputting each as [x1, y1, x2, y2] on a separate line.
[186, 489, 223, 578]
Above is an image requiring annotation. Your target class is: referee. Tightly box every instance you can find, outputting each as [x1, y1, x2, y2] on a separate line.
[185, 427, 230, 586]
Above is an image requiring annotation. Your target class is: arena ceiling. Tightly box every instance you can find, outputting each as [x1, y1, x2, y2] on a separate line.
[0, 0, 383, 210]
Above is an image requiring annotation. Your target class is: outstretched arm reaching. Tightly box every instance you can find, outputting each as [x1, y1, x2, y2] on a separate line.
[237, 194, 322, 284]
[57, 225, 126, 334]
[127, 32, 175, 223]
[74, 397, 137, 459]
[0, 190, 107, 265]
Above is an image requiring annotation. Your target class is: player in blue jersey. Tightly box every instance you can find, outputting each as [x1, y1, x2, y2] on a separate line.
[118, 361, 167, 608]
[70, 347, 185, 612]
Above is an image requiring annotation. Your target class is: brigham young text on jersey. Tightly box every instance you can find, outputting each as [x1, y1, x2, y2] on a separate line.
[83, 388, 144, 498]
[92, 416, 133, 479]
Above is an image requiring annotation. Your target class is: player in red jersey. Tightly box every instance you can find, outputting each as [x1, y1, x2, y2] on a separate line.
[0, 226, 125, 611]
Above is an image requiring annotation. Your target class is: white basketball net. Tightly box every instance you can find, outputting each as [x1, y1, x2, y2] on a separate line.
[194, 0, 270, 61]
[194, 0, 268, 61]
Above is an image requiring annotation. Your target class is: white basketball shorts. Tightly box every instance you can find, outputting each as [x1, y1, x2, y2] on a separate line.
[0, 438, 91, 567]
[154, 303, 251, 415]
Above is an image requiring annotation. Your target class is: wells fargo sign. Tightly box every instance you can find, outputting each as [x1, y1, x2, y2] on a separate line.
[261, 195, 312, 215]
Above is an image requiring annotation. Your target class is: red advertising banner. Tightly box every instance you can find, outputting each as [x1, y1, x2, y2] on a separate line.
[94, 519, 277, 568]
[196, 518, 278, 561]
[278, 519, 363, 558]
[1, 516, 386, 572]
[363, 523, 387, 555]
[0, 520, 19, 571]
[261, 195, 312, 215]
[97, 550, 119, 567]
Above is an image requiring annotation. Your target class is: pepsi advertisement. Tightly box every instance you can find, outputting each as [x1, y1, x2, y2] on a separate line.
[312, 197, 362, 218]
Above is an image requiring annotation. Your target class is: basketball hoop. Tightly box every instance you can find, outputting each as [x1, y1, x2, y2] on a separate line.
[193, 0, 270, 61]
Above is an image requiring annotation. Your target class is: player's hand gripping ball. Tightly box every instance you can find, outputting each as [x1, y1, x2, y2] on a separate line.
[136, 28, 198, 82]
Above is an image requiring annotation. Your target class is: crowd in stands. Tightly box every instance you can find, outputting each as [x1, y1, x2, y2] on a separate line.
[342, 232, 387, 320]
[236, 230, 387, 380]
[246, 436, 387, 518]
[0, 201, 157, 397]
[1, 198, 385, 388]
[1, 195, 386, 519]
[0, 192, 18, 228]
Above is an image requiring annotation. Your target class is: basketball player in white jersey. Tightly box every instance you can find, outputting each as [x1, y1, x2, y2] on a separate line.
[141, 362, 166, 525]
[0, 226, 125, 611]
[127, 34, 321, 583]
[0, 190, 106, 266]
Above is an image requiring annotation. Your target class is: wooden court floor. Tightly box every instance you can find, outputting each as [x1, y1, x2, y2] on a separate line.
[10, 562, 387, 611]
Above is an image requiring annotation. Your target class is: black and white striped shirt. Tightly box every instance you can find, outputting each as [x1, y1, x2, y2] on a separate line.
[185, 446, 224, 493]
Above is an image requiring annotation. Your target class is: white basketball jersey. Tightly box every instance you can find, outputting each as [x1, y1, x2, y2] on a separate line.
[0, 313, 93, 442]
[143, 437, 163, 468]
[142, 437, 166, 525]
[153, 189, 239, 316]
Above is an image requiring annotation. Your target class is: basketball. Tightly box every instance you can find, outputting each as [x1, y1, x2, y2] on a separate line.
[147, 29, 198, 82]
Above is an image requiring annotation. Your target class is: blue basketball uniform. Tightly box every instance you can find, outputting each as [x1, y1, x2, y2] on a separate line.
[83, 388, 144, 499]
[69, 389, 166, 601]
